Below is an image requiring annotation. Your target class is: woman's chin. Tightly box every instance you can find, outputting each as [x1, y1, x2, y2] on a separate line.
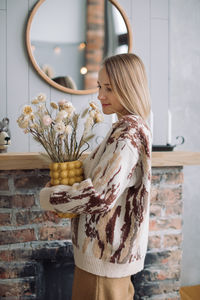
[102, 108, 113, 115]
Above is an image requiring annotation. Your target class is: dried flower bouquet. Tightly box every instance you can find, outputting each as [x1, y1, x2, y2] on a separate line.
[17, 93, 103, 162]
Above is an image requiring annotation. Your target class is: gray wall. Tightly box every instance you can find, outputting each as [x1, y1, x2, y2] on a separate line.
[170, 0, 200, 286]
[0, 0, 199, 287]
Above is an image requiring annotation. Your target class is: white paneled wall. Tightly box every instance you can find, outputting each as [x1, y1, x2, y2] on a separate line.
[0, 0, 6, 118]
[131, 0, 170, 145]
[0, 0, 170, 152]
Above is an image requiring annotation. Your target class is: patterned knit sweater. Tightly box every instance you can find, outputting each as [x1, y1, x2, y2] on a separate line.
[40, 114, 152, 278]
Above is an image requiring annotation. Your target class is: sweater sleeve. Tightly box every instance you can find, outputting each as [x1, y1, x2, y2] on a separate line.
[39, 138, 139, 215]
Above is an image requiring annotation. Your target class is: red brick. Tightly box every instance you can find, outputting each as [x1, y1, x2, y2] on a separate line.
[0, 248, 33, 262]
[0, 228, 36, 245]
[150, 186, 159, 202]
[87, 63, 102, 72]
[145, 249, 182, 266]
[86, 50, 103, 63]
[0, 212, 12, 225]
[16, 210, 45, 226]
[151, 174, 162, 185]
[39, 226, 71, 241]
[0, 195, 35, 208]
[15, 210, 61, 226]
[157, 268, 180, 281]
[162, 249, 182, 265]
[151, 187, 182, 204]
[148, 235, 161, 249]
[88, 6, 104, 17]
[163, 234, 182, 248]
[86, 42, 104, 51]
[0, 278, 35, 297]
[0, 262, 36, 279]
[165, 202, 183, 216]
[142, 267, 180, 281]
[14, 175, 49, 189]
[162, 171, 184, 185]
[149, 217, 182, 231]
[87, 14, 104, 25]
[134, 280, 180, 296]
[160, 188, 182, 203]
[12, 194, 36, 208]
[0, 177, 9, 190]
[150, 204, 162, 217]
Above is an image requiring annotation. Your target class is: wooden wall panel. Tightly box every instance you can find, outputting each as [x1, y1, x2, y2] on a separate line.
[117, 0, 132, 20]
[0, 9, 6, 119]
[7, 0, 30, 152]
[0, 0, 6, 9]
[131, 0, 150, 80]
[150, 13, 169, 145]
[151, 0, 168, 19]
[27, 0, 51, 152]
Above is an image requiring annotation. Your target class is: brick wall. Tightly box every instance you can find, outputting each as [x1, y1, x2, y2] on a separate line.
[133, 167, 183, 300]
[0, 167, 183, 299]
[84, 0, 105, 89]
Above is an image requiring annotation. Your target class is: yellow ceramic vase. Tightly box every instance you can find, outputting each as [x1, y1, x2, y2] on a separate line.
[49, 160, 84, 218]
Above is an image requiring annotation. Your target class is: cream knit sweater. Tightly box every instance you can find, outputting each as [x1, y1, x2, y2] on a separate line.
[40, 114, 152, 278]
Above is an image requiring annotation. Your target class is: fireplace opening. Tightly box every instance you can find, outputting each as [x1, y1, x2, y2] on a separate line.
[30, 242, 75, 300]
[42, 259, 74, 300]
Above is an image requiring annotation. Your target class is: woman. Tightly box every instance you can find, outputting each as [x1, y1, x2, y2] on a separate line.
[40, 53, 152, 300]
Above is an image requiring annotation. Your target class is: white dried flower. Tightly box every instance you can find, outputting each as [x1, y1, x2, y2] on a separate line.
[95, 112, 104, 123]
[23, 105, 33, 115]
[63, 101, 75, 116]
[37, 93, 46, 102]
[43, 115, 53, 126]
[89, 110, 96, 118]
[29, 123, 37, 129]
[64, 101, 73, 108]
[17, 95, 103, 162]
[31, 99, 39, 105]
[89, 101, 99, 110]
[58, 99, 67, 106]
[65, 125, 73, 135]
[84, 116, 94, 134]
[36, 103, 45, 112]
[50, 102, 58, 109]
[25, 113, 35, 122]
[56, 110, 68, 122]
[54, 121, 66, 134]
[17, 115, 29, 129]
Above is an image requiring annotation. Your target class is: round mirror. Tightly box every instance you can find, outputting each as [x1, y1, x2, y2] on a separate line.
[26, 0, 133, 95]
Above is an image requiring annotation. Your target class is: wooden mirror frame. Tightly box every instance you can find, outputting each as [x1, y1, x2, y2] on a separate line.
[26, 0, 133, 95]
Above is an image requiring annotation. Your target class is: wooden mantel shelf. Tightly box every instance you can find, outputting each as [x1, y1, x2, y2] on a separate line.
[0, 151, 200, 170]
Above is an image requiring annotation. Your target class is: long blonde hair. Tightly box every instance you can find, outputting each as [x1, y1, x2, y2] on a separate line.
[103, 53, 151, 121]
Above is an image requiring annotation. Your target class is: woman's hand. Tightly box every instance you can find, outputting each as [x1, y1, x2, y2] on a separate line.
[45, 181, 51, 187]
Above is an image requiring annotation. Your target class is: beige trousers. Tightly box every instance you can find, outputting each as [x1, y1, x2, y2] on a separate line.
[71, 266, 134, 300]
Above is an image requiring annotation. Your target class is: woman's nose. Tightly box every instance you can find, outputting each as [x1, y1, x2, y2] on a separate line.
[98, 91, 106, 101]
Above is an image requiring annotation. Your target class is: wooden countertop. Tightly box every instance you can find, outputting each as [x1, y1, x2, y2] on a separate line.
[0, 151, 200, 170]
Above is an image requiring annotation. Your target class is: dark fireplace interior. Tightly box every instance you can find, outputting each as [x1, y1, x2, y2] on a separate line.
[42, 259, 74, 300]
[32, 242, 75, 300]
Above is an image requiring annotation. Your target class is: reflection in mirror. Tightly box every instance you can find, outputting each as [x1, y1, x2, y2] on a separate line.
[27, 0, 132, 94]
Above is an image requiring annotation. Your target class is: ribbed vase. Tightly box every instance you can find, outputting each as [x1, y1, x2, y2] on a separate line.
[49, 160, 84, 218]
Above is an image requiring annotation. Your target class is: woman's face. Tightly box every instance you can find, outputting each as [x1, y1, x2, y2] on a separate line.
[97, 66, 128, 117]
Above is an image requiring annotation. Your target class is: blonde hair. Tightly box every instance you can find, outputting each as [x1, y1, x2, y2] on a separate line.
[103, 53, 151, 121]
